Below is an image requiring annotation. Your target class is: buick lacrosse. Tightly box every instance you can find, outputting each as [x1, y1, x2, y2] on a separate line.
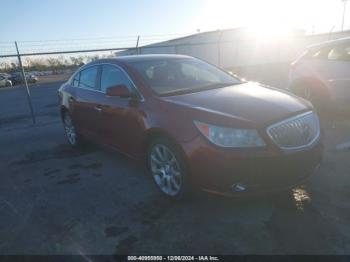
[59, 55, 322, 199]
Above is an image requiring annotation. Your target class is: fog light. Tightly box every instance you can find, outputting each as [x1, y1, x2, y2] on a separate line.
[231, 183, 246, 192]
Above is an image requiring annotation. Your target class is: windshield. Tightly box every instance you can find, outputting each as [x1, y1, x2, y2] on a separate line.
[128, 57, 241, 96]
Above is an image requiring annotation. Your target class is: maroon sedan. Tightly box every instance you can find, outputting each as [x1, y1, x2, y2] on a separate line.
[58, 55, 322, 199]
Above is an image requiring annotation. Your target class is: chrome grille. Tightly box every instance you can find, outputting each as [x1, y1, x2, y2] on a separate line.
[267, 111, 320, 150]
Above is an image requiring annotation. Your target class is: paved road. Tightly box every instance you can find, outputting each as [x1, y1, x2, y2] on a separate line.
[0, 82, 63, 127]
[0, 82, 350, 255]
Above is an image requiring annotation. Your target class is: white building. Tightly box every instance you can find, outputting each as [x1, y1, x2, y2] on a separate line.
[117, 28, 350, 86]
[118, 28, 350, 67]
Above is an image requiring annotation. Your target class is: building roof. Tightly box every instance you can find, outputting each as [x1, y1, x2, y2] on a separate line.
[116, 27, 305, 56]
[307, 36, 350, 49]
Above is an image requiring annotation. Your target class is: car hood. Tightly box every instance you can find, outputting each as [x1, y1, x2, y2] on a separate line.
[162, 82, 311, 127]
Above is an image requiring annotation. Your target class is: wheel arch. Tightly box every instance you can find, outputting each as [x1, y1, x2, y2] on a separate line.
[290, 77, 330, 97]
[143, 128, 188, 164]
[60, 105, 69, 120]
[145, 128, 180, 150]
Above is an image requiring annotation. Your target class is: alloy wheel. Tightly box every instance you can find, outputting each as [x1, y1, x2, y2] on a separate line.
[149, 144, 183, 196]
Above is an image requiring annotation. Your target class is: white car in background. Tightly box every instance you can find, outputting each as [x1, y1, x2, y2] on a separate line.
[288, 37, 350, 111]
[0, 75, 12, 88]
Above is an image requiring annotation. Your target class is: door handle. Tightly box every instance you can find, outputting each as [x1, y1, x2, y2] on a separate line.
[94, 105, 102, 112]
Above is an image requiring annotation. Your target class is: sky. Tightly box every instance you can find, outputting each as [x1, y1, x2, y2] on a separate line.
[0, 0, 349, 43]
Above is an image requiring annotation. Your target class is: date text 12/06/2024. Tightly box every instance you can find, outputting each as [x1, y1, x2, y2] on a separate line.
[127, 256, 220, 261]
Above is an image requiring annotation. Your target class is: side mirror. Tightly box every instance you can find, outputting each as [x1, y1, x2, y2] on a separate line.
[106, 84, 133, 98]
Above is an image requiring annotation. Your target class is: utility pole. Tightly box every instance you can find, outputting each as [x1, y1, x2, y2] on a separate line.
[342, 0, 349, 31]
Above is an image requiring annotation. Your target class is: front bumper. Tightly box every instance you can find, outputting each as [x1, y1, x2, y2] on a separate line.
[180, 135, 323, 196]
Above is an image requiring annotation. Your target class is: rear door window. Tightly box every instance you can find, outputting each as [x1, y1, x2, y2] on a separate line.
[327, 44, 350, 61]
[79, 66, 99, 91]
[72, 72, 80, 87]
[307, 47, 331, 60]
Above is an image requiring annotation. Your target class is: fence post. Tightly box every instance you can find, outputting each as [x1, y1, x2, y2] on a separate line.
[136, 35, 140, 55]
[15, 41, 35, 124]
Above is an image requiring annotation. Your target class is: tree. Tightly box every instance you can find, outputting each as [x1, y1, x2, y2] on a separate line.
[70, 56, 84, 67]
[24, 57, 33, 68]
[0, 61, 11, 72]
[10, 61, 18, 71]
[88, 54, 100, 62]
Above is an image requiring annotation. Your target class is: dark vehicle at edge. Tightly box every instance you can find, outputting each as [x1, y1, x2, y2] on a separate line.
[58, 55, 323, 200]
[10, 72, 38, 85]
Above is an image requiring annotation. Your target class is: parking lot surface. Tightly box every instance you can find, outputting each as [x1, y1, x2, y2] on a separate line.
[1, 83, 350, 255]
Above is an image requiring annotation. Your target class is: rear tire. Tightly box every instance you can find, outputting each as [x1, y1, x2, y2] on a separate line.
[62, 112, 83, 147]
[147, 137, 190, 200]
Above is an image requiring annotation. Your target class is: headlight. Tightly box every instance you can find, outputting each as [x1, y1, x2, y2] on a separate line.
[194, 121, 266, 148]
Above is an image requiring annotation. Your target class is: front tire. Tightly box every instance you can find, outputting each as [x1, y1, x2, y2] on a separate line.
[148, 137, 190, 200]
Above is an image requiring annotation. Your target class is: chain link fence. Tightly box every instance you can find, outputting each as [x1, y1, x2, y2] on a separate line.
[0, 34, 191, 124]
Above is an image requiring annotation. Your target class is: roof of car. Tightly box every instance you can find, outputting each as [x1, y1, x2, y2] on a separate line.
[308, 37, 350, 50]
[94, 54, 193, 64]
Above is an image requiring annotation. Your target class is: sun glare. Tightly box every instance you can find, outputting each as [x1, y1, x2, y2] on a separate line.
[246, 24, 293, 41]
[193, 0, 346, 36]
